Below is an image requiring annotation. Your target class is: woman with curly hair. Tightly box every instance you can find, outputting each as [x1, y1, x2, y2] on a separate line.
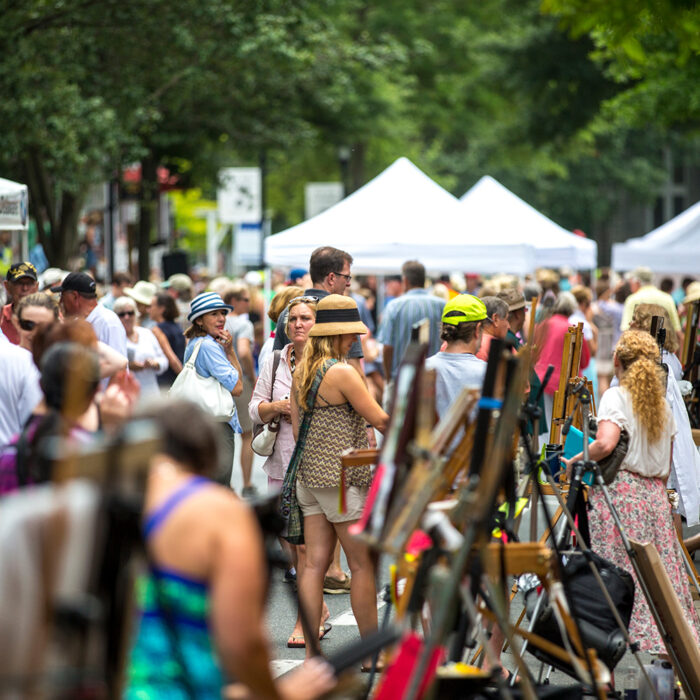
[565, 330, 700, 651]
[629, 303, 700, 531]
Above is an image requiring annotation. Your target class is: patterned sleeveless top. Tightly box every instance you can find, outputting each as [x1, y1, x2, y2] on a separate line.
[297, 372, 371, 489]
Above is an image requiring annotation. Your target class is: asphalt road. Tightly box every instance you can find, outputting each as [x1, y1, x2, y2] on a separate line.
[232, 436, 700, 697]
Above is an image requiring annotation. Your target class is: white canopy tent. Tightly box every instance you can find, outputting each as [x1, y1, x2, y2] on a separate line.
[460, 176, 597, 270]
[611, 199, 700, 273]
[264, 158, 538, 275]
[0, 177, 29, 259]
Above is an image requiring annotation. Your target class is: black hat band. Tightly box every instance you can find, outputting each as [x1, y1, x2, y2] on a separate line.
[314, 307, 361, 324]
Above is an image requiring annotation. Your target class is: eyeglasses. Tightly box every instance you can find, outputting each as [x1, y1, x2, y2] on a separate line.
[334, 272, 352, 282]
[117, 310, 136, 318]
[18, 318, 37, 331]
[288, 295, 319, 305]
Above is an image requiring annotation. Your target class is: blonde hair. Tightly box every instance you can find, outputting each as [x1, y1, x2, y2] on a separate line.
[285, 298, 317, 337]
[294, 335, 343, 409]
[629, 303, 679, 354]
[615, 330, 666, 443]
[268, 286, 303, 323]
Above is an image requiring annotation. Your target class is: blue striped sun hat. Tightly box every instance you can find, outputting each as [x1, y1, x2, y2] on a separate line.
[187, 292, 233, 323]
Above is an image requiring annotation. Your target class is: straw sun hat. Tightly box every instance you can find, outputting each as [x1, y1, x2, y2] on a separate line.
[308, 294, 368, 336]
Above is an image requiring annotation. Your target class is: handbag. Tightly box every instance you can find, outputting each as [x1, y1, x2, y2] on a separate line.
[168, 339, 235, 421]
[280, 359, 338, 544]
[251, 351, 282, 457]
[524, 550, 635, 672]
[596, 427, 630, 485]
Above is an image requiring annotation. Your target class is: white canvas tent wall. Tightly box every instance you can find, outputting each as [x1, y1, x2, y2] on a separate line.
[460, 176, 597, 270]
[264, 158, 538, 275]
[611, 199, 700, 273]
[0, 177, 29, 259]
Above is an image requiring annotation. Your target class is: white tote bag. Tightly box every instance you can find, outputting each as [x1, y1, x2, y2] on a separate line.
[168, 339, 235, 421]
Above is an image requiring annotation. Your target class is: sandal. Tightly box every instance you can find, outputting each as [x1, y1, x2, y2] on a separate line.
[286, 622, 332, 649]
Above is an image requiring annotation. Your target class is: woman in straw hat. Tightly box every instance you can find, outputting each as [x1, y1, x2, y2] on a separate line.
[287, 294, 388, 665]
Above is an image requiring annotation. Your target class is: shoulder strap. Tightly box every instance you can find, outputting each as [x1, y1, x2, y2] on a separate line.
[305, 359, 339, 411]
[268, 350, 282, 402]
[185, 338, 204, 367]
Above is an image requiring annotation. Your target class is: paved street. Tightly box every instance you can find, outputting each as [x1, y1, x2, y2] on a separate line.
[233, 437, 700, 696]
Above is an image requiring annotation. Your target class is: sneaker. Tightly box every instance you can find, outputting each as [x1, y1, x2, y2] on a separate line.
[323, 573, 351, 594]
[284, 569, 297, 584]
[241, 485, 258, 498]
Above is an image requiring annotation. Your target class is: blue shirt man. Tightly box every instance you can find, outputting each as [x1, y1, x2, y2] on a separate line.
[377, 260, 444, 382]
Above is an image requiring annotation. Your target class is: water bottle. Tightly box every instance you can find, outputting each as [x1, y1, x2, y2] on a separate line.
[623, 665, 638, 700]
[639, 659, 674, 700]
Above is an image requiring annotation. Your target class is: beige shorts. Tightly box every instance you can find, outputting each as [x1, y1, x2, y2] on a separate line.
[234, 375, 254, 433]
[296, 483, 368, 523]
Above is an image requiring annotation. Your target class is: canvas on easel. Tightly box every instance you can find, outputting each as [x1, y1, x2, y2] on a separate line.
[629, 539, 700, 698]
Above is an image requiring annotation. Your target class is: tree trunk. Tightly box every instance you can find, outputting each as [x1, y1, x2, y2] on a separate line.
[23, 150, 83, 268]
[349, 141, 366, 194]
[137, 154, 158, 280]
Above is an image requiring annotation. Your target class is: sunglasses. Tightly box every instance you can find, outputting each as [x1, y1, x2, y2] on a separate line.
[289, 295, 319, 305]
[18, 318, 38, 332]
[117, 310, 136, 318]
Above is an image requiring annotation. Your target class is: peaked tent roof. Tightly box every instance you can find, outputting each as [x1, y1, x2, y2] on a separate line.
[459, 176, 597, 269]
[611, 199, 700, 273]
[264, 158, 538, 274]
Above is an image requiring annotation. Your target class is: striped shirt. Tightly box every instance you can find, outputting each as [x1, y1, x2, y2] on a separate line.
[377, 288, 445, 379]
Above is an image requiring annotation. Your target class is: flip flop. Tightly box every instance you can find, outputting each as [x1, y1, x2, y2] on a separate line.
[286, 622, 332, 649]
[320, 621, 332, 640]
[287, 634, 306, 648]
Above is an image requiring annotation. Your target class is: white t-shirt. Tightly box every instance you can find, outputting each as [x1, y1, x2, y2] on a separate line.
[86, 303, 128, 358]
[126, 326, 168, 397]
[0, 341, 42, 449]
[597, 386, 676, 479]
[425, 352, 486, 417]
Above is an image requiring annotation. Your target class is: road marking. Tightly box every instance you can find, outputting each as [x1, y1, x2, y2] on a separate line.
[328, 593, 386, 626]
[271, 659, 303, 678]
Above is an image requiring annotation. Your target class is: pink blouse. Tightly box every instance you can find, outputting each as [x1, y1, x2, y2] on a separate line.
[248, 344, 295, 480]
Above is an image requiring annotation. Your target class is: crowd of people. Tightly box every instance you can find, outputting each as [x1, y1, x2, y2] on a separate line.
[1, 247, 700, 695]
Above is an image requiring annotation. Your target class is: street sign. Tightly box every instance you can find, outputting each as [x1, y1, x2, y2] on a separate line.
[305, 182, 343, 219]
[218, 167, 262, 224]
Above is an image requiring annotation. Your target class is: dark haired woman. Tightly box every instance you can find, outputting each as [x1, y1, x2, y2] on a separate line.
[426, 294, 488, 426]
[150, 292, 185, 388]
[0, 342, 100, 493]
[125, 400, 335, 699]
[13, 292, 59, 352]
[183, 292, 243, 486]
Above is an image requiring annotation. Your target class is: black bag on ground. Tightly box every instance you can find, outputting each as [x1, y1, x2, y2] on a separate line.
[524, 550, 635, 673]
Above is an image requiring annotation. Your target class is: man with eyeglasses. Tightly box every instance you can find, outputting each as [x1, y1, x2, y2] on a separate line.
[52, 271, 127, 358]
[273, 247, 359, 357]
[1, 262, 39, 344]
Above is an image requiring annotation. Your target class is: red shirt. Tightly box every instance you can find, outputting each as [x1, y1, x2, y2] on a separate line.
[1, 304, 19, 344]
[534, 314, 590, 395]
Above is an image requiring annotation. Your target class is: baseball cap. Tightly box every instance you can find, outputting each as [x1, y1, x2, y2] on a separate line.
[51, 271, 97, 296]
[6, 261, 38, 283]
[441, 294, 487, 325]
[497, 288, 526, 312]
[162, 273, 193, 293]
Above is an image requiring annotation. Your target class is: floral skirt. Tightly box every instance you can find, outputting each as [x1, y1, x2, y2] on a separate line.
[588, 469, 700, 653]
